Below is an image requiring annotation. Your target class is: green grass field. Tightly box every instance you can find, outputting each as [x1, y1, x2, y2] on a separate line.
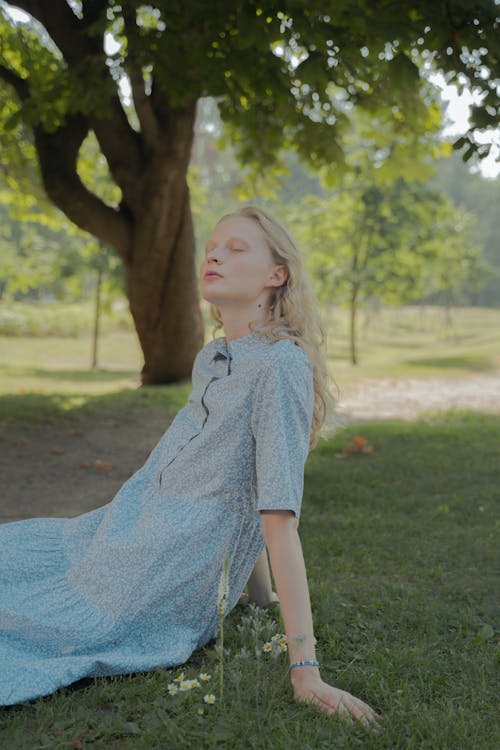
[0, 304, 499, 747]
[1, 412, 498, 749]
[1, 303, 499, 408]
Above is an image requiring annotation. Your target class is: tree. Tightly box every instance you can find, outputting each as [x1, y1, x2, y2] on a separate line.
[432, 152, 500, 307]
[289, 182, 485, 363]
[0, 1, 497, 382]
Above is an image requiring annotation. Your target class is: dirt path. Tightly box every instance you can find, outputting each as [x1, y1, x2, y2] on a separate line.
[333, 372, 500, 424]
[1, 373, 499, 523]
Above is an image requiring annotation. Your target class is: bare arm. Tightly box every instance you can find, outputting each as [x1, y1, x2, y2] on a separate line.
[260, 509, 382, 729]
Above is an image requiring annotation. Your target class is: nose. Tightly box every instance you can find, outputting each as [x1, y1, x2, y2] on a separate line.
[206, 246, 222, 264]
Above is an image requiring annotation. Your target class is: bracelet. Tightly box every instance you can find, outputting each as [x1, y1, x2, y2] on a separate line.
[288, 660, 320, 671]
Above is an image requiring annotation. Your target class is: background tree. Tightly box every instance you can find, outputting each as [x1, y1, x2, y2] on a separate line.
[432, 152, 500, 307]
[286, 181, 481, 364]
[0, 0, 497, 382]
[277, 105, 486, 364]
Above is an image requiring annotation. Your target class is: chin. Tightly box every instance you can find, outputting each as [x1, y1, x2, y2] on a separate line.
[200, 289, 220, 305]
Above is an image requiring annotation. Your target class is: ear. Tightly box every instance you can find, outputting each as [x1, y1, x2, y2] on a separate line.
[269, 264, 288, 287]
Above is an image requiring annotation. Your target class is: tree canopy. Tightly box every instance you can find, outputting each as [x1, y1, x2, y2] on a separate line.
[0, 0, 498, 382]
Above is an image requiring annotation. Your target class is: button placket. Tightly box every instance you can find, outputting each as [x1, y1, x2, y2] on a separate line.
[159, 346, 233, 489]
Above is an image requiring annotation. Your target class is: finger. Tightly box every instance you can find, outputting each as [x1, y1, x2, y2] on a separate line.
[336, 695, 373, 725]
[349, 700, 383, 731]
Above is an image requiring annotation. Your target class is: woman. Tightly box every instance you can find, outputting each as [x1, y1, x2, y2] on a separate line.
[0, 206, 381, 728]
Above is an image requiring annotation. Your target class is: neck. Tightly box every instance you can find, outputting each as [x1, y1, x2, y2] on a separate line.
[219, 304, 270, 342]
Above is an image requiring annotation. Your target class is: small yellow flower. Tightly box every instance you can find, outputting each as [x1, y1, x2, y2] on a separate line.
[279, 642, 288, 652]
[279, 636, 288, 644]
[203, 693, 216, 704]
[263, 642, 272, 652]
[197, 708, 204, 715]
[179, 680, 192, 691]
[199, 673, 211, 681]
[175, 672, 186, 682]
[271, 634, 281, 642]
[167, 683, 178, 695]
[189, 679, 200, 688]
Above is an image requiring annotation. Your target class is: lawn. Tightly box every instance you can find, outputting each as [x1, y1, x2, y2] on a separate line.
[0, 303, 499, 747]
[1, 304, 499, 402]
[1, 411, 498, 749]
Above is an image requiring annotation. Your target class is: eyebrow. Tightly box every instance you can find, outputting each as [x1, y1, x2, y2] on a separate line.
[205, 236, 251, 251]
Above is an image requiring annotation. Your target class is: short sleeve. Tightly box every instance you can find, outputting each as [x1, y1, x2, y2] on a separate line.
[251, 342, 314, 519]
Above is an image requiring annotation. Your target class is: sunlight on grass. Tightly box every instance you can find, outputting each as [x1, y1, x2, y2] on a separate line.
[1, 306, 499, 401]
[0, 332, 143, 395]
[324, 305, 500, 382]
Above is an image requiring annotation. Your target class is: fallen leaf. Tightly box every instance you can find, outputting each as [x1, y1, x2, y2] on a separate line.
[78, 462, 91, 469]
[69, 429, 85, 437]
[95, 459, 113, 471]
[72, 739, 85, 750]
[336, 435, 374, 457]
[352, 436, 368, 447]
[51, 448, 65, 455]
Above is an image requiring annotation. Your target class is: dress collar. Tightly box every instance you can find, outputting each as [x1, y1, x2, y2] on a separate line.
[210, 329, 270, 361]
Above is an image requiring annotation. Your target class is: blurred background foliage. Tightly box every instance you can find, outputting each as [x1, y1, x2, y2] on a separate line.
[0, 2, 498, 362]
[0, 93, 498, 336]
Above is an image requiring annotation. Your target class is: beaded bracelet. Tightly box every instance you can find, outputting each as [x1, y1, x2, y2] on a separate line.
[288, 660, 320, 670]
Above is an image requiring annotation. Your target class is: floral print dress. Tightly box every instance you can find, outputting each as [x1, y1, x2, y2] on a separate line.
[0, 330, 314, 705]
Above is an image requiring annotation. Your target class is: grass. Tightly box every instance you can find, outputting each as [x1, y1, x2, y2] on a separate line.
[324, 305, 500, 383]
[0, 303, 499, 746]
[1, 411, 499, 749]
[1, 305, 499, 424]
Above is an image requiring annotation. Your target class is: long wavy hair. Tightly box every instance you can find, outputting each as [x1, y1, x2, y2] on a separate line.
[208, 205, 338, 450]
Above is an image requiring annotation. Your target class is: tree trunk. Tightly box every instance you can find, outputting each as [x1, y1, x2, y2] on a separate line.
[350, 286, 359, 365]
[125, 167, 204, 384]
[31, 100, 204, 384]
[125, 100, 205, 384]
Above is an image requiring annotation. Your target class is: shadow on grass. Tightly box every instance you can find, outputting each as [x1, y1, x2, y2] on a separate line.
[403, 354, 496, 372]
[27, 368, 140, 383]
[0, 382, 192, 425]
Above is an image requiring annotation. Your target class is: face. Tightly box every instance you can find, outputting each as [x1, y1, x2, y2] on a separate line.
[199, 215, 287, 309]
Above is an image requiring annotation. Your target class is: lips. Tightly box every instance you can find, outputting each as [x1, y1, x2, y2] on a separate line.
[204, 271, 223, 279]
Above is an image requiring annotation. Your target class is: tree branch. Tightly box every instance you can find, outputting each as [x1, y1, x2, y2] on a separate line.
[0, 63, 29, 100]
[121, 4, 159, 151]
[33, 114, 132, 261]
[129, 71, 159, 151]
[10, 0, 145, 212]
[9, 0, 101, 60]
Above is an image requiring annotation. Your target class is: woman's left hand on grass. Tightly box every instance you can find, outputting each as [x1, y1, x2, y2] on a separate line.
[291, 669, 383, 731]
[238, 590, 279, 608]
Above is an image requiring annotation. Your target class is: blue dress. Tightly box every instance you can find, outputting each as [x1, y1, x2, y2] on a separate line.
[0, 330, 314, 706]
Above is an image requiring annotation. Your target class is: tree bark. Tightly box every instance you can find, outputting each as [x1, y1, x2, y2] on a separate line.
[123, 102, 205, 384]
[125, 176, 204, 384]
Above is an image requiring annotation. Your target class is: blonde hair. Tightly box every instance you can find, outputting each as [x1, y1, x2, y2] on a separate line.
[208, 204, 338, 450]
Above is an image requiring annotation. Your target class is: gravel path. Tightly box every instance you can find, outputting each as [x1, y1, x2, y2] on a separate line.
[1, 373, 499, 523]
[334, 373, 500, 424]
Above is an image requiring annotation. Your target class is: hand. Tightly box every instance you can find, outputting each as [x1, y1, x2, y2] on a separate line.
[291, 669, 383, 730]
[238, 590, 279, 608]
